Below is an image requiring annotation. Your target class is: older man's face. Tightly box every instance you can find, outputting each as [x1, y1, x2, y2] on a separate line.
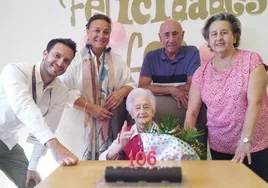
[159, 20, 184, 55]
[131, 96, 154, 128]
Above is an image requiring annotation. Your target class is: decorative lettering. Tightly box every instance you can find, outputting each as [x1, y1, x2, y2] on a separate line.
[85, 0, 105, 23]
[210, 0, 225, 16]
[188, 0, 208, 20]
[132, 0, 151, 25]
[225, 0, 244, 16]
[59, 0, 267, 26]
[172, 0, 187, 22]
[151, 0, 169, 23]
[128, 149, 157, 167]
[118, 0, 133, 24]
[58, 0, 267, 72]
[127, 32, 142, 70]
[246, 0, 266, 14]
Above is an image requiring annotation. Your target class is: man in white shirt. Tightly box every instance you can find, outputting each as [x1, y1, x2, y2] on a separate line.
[0, 38, 79, 188]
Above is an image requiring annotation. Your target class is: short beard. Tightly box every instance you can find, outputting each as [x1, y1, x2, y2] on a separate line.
[43, 58, 55, 79]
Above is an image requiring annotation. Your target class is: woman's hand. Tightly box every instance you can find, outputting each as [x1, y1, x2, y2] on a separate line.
[91, 104, 113, 121]
[232, 141, 252, 164]
[105, 90, 125, 110]
[106, 121, 134, 160]
[118, 121, 135, 148]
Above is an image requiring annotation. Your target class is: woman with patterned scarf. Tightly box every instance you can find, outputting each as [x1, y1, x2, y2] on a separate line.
[60, 14, 136, 160]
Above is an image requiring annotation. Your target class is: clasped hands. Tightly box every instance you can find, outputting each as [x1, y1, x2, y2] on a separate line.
[90, 90, 124, 121]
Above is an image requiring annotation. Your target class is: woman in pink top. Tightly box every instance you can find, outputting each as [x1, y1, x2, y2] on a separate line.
[185, 12, 268, 182]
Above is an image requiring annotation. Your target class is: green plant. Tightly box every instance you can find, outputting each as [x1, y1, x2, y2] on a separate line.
[143, 115, 207, 160]
[178, 125, 207, 160]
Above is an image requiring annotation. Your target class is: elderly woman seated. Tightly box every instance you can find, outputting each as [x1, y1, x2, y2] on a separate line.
[99, 88, 199, 160]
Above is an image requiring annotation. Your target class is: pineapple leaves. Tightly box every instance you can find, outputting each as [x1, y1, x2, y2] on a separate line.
[142, 115, 207, 160]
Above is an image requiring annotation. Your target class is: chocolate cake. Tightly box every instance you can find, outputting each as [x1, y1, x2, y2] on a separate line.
[105, 166, 182, 183]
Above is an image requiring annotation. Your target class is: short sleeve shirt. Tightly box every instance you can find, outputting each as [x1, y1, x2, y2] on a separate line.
[193, 49, 268, 154]
[140, 46, 200, 85]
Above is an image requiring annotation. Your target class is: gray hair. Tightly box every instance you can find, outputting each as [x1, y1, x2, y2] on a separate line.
[202, 12, 241, 48]
[126, 88, 156, 115]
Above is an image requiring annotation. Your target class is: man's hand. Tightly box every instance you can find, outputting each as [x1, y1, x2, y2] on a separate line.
[90, 103, 113, 121]
[169, 87, 189, 108]
[104, 90, 125, 110]
[25, 170, 41, 187]
[45, 138, 78, 166]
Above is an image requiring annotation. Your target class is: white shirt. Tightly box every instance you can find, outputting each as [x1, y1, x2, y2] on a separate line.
[60, 48, 136, 107]
[0, 62, 68, 170]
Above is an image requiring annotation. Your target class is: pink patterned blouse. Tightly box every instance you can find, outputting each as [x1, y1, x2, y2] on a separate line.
[193, 49, 268, 154]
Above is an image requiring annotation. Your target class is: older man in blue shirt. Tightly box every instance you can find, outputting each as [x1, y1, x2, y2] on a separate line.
[139, 19, 207, 155]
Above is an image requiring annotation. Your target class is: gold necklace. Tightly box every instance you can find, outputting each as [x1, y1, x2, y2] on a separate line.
[213, 50, 236, 95]
[213, 50, 236, 72]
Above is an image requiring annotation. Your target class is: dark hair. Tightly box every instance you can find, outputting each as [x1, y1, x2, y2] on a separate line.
[86, 13, 111, 29]
[202, 12, 241, 48]
[46, 38, 77, 57]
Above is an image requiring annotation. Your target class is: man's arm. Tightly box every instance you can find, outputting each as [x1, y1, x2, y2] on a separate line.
[177, 76, 193, 92]
[182, 46, 201, 92]
[138, 53, 190, 96]
[139, 76, 189, 108]
[138, 76, 170, 95]
[1, 64, 54, 144]
[139, 52, 172, 95]
[27, 83, 77, 170]
[45, 138, 78, 165]
[28, 143, 47, 171]
[1, 64, 78, 166]
[25, 143, 46, 186]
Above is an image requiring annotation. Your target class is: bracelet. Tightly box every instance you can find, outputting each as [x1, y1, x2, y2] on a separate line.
[84, 102, 89, 112]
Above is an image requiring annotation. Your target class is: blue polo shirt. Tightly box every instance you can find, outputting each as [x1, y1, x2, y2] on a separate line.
[140, 46, 200, 85]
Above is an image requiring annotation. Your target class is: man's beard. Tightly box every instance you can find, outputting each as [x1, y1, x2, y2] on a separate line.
[43, 58, 57, 79]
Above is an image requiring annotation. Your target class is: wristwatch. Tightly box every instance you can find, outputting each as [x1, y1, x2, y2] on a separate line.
[240, 137, 251, 144]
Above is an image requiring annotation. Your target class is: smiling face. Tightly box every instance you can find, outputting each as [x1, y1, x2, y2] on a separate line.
[131, 96, 155, 130]
[87, 19, 111, 53]
[207, 20, 236, 56]
[42, 42, 74, 79]
[159, 19, 184, 56]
